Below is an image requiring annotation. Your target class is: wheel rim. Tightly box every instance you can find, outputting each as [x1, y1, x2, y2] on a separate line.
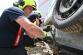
[56, 0, 83, 20]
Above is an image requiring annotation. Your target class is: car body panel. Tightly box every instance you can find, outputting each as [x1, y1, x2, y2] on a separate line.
[55, 29, 83, 50]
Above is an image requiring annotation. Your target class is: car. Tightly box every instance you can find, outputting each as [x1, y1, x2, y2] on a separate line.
[44, 0, 83, 52]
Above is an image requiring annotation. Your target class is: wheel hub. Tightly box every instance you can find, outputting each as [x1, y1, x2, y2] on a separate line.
[57, 0, 83, 19]
[60, 0, 76, 13]
[63, 0, 73, 8]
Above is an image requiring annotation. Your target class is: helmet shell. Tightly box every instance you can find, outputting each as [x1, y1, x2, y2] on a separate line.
[13, 0, 36, 10]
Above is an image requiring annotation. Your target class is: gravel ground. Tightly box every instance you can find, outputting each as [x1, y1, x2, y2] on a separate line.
[25, 41, 53, 55]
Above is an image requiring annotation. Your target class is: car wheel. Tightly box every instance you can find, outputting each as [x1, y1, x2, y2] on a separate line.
[53, 0, 83, 32]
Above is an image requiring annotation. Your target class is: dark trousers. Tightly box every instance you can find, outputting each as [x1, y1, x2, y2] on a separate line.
[0, 47, 27, 55]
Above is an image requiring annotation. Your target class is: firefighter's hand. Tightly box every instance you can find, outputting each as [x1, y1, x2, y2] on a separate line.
[34, 31, 48, 40]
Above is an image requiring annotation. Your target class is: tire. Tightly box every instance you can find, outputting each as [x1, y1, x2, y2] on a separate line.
[53, 0, 83, 32]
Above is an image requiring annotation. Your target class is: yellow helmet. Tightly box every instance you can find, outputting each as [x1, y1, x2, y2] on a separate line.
[13, 0, 36, 10]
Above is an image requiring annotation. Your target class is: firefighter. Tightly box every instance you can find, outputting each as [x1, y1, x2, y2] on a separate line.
[0, 0, 45, 55]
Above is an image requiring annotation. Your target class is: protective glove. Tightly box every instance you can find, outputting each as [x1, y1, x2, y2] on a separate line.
[33, 31, 49, 42]
[43, 31, 48, 37]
